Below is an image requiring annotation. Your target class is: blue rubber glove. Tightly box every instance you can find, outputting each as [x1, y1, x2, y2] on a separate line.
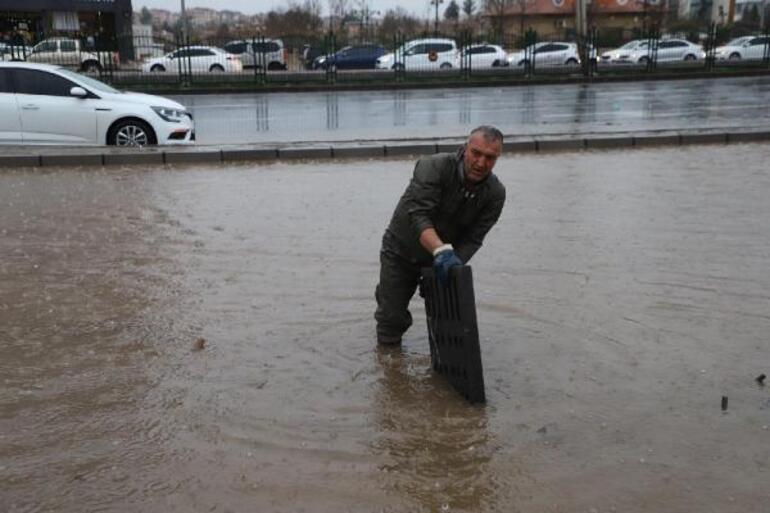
[433, 245, 463, 287]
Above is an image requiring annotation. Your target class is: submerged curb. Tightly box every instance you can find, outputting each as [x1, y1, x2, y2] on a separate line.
[1, 129, 769, 169]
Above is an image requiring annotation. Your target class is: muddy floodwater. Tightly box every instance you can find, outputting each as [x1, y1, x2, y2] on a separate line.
[1, 145, 769, 512]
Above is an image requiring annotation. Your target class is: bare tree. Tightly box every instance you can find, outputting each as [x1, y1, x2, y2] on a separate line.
[328, 0, 349, 30]
[484, 0, 512, 39]
[462, 0, 476, 17]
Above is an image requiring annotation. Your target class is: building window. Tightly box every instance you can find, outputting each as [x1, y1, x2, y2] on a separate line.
[53, 12, 79, 31]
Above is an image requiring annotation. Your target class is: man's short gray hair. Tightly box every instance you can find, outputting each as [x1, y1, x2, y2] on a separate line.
[469, 125, 503, 144]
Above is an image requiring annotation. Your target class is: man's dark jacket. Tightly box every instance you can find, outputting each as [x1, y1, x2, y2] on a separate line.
[383, 149, 506, 265]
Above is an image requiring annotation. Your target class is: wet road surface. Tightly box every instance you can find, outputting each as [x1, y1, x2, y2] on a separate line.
[1, 144, 770, 512]
[174, 76, 770, 145]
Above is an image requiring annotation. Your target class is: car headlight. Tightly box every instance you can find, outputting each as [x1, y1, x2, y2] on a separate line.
[152, 106, 187, 123]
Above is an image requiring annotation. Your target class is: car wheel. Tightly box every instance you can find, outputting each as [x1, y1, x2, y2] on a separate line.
[684, 54, 697, 61]
[151, 64, 165, 72]
[565, 57, 578, 65]
[492, 59, 502, 67]
[392, 63, 404, 71]
[638, 56, 650, 64]
[729, 52, 741, 60]
[439, 62, 452, 69]
[82, 60, 101, 72]
[209, 64, 224, 72]
[108, 119, 157, 147]
[267, 61, 283, 71]
[519, 59, 531, 70]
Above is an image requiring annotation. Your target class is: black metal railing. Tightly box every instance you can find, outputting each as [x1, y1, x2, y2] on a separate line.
[4, 24, 769, 91]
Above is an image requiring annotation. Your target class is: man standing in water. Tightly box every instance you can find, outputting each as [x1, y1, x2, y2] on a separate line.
[375, 125, 506, 345]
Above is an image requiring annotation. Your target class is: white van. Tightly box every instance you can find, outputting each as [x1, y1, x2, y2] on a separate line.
[376, 38, 457, 70]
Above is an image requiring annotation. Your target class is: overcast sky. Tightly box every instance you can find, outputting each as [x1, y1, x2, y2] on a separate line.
[133, 1, 430, 17]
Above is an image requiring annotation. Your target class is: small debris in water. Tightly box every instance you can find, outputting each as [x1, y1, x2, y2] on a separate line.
[537, 426, 547, 434]
[756, 374, 766, 385]
[192, 338, 206, 351]
[721, 396, 728, 411]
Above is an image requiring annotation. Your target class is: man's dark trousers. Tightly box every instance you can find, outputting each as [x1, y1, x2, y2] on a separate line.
[374, 246, 422, 345]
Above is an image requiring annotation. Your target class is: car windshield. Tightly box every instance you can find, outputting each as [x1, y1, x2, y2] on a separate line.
[56, 68, 121, 94]
[725, 36, 750, 46]
[619, 41, 642, 49]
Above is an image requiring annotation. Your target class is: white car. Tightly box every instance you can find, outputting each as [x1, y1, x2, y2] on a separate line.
[601, 38, 704, 64]
[376, 38, 457, 70]
[507, 42, 580, 68]
[142, 46, 242, 73]
[456, 44, 508, 68]
[224, 38, 286, 70]
[600, 39, 649, 64]
[713, 35, 770, 61]
[0, 62, 194, 146]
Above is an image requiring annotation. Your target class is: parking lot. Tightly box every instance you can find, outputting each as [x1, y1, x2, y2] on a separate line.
[1, 144, 769, 512]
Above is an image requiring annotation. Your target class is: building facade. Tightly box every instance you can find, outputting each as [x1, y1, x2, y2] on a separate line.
[486, 0, 668, 41]
[1, 0, 133, 57]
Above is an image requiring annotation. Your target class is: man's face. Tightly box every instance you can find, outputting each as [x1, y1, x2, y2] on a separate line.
[463, 133, 502, 185]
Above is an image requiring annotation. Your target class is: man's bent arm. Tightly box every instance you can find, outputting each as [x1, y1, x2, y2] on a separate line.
[419, 228, 445, 255]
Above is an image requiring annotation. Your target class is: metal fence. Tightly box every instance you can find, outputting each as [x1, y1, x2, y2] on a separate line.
[2, 23, 768, 90]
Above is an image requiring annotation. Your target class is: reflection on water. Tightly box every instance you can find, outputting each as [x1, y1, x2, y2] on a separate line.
[394, 90, 407, 127]
[459, 90, 471, 126]
[372, 348, 499, 512]
[326, 92, 339, 131]
[255, 96, 269, 132]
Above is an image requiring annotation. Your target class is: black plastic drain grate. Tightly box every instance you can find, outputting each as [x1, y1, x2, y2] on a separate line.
[421, 265, 485, 404]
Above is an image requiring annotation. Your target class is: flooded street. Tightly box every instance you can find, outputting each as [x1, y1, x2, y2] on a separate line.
[1, 144, 769, 512]
[175, 76, 770, 145]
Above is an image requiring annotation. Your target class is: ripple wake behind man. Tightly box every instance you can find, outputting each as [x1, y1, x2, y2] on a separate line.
[375, 126, 506, 345]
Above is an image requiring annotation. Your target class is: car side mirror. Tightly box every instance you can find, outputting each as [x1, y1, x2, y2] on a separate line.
[70, 86, 88, 98]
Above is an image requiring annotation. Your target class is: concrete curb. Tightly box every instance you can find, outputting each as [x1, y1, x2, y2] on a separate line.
[1, 129, 768, 169]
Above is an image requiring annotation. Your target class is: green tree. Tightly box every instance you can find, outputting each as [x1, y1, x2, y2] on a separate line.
[445, 0, 460, 21]
[139, 6, 153, 25]
[462, 0, 476, 17]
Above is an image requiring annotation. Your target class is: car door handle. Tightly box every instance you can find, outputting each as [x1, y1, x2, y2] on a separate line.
[21, 104, 40, 110]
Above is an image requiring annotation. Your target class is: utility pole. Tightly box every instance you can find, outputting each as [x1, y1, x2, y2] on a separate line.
[575, 0, 587, 40]
[179, 0, 188, 43]
[431, 0, 444, 35]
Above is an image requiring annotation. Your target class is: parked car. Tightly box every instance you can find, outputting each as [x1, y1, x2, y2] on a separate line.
[223, 38, 286, 70]
[599, 39, 649, 64]
[507, 42, 581, 68]
[26, 37, 118, 71]
[601, 38, 704, 64]
[302, 44, 325, 70]
[376, 38, 458, 70]
[0, 62, 194, 146]
[313, 44, 387, 70]
[142, 46, 242, 73]
[0, 42, 32, 61]
[456, 44, 508, 68]
[713, 35, 770, 61]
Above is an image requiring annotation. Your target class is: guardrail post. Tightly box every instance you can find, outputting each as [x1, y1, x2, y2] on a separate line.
[524, 28, 537, 77]
[323, 31, 336, 84]
[394, 32, 406, 82]
[705, 22, 717, 71]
